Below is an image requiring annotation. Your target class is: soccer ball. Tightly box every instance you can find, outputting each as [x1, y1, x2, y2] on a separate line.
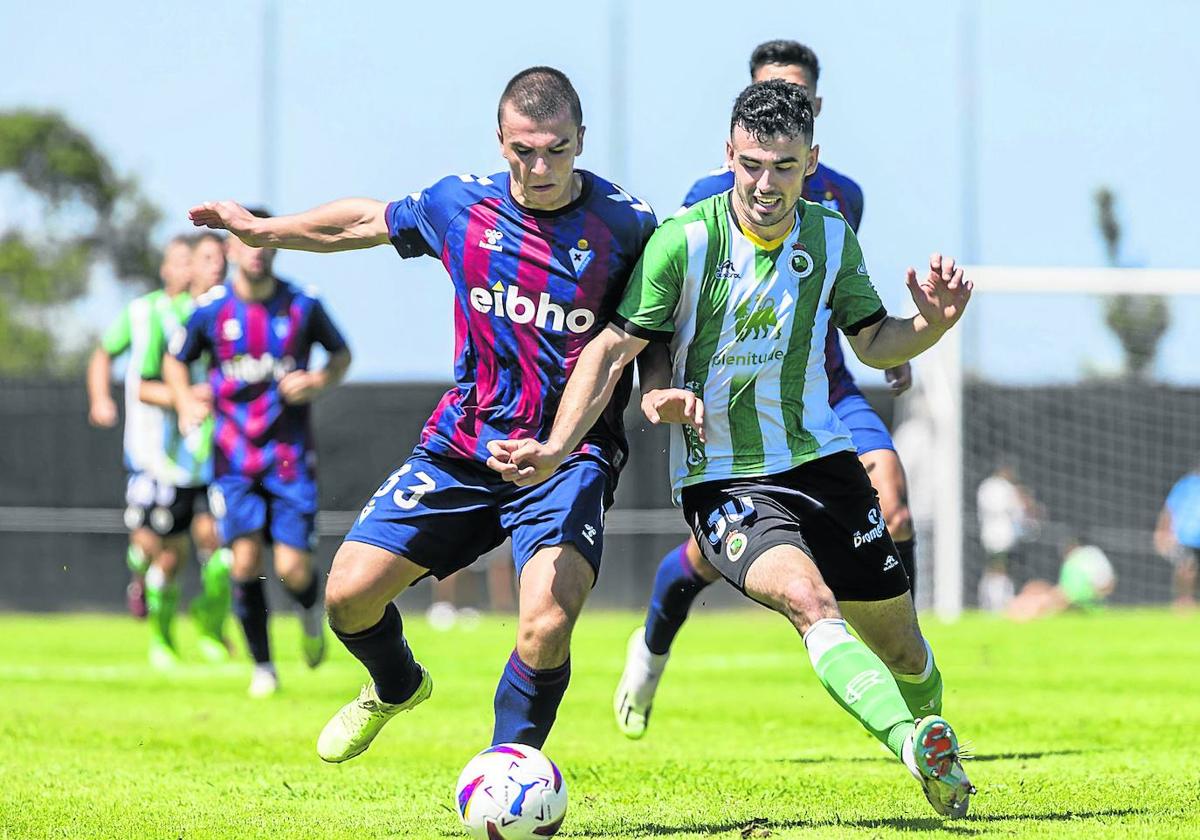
[454, 743, 567, 839]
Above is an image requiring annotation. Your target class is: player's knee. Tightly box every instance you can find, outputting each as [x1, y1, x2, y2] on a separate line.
[324, 575, 372, 631]
[517, 608, 573, 660]
[778, 576, 836, 628]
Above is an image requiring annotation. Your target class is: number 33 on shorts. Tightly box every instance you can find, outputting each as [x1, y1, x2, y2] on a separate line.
[358, 463, 437, 522]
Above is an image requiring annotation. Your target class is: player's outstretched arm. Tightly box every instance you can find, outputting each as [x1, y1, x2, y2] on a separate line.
[847, 253, 972, 369]
[188, 199, 390, 253]
[487, 324, 648, 487]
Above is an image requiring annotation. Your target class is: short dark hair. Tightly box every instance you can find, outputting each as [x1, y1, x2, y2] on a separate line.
[749, 39, 820, 86]
[497, 66, 583, 127]
[730, 80, 814, 143]
[193, 230, 225, 247]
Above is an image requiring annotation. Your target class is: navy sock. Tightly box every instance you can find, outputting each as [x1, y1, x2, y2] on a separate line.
[896, 538, 917, 596]
[492, 651, 570, 748]
[232, 578, 271, 665]
[333, 602, 423, 704]
[287, 572, 320, 610]
[644, 541, 713, 655]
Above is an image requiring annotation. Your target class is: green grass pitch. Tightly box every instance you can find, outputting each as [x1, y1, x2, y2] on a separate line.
[0, 608, 1196, 838]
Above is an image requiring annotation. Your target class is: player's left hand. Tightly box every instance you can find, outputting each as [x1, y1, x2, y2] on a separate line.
[641, 388, 706, 442]
[906, 253, 972, 333]
[187, 201, 267, 245]
[486, 439, 563, 487]
[884, 363, 913, 396]
[279, 370, 324, 405]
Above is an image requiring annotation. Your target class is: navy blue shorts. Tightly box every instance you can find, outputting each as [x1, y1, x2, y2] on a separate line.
[208, 472, 318, 551]
[343, 447, 612, 582]
[833, 393, 896, 457]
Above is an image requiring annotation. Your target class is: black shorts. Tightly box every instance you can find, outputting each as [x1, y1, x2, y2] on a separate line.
[123, 473, 210, 538]
[681, 451, 911, 602]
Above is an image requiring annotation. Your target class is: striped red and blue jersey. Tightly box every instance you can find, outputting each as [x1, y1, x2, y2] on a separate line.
[171, 279, 348, 481]
[680, 162, 866, 405]
[387, 170, 657, 469]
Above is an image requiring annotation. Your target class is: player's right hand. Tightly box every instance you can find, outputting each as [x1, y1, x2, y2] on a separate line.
[486, 439, 562, 487]
[188, 201, 264, 244]
[177, 396, 210, 435]
[88, 398, 118, 428]
[641, 388, 706, 442]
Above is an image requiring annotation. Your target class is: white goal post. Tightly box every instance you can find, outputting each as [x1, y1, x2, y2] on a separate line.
[909, 267, 1200, 620]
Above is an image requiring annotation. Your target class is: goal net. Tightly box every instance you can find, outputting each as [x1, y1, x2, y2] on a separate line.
[897, 268, 1200, 618]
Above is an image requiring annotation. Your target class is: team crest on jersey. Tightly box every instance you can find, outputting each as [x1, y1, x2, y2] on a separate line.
[569, 238, 594, 275]
[788, 244, 815, 279]
[222, 319, 243, 341]
[822, 190, 839, 212]
[272, 316, 290, 339]
[726, 531, 748, 562]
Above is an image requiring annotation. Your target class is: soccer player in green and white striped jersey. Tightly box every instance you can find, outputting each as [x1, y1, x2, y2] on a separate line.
[487, 81, 975, 818]
[88, 236, 194, 629]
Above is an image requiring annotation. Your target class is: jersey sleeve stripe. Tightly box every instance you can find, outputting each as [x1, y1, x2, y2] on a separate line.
[842, 306, 887, 336]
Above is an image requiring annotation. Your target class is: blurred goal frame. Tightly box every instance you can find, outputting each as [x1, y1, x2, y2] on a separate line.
[919, 267, 1200, 620]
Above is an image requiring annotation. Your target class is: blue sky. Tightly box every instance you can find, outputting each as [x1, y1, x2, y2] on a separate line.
[2, 0, 1198, 382]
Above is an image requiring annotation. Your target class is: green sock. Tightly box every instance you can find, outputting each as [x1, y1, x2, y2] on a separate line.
[892, 640, 944, 718]
[145, 569, 179, 647]
[805, 618, 915, 758]
[198, 548, 232, 638]
[126, 544, 149, 575]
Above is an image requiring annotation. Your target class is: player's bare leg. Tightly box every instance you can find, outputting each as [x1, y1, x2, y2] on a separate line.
[860, 449, 916, 590]
[273, 543, 326, 668]
[318, 541, 432, 762]
[492, 544, 592, 748]
[840, 593, 942, 717]
[744, 545, 973, 818]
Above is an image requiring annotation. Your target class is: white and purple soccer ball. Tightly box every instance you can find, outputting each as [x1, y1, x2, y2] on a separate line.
[454, 743, 567, 839]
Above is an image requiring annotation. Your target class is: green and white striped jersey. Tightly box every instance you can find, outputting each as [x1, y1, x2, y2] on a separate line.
[101, 290, 213, 487]
[101, 290, 174, 476]
[614, 191, 886, 501]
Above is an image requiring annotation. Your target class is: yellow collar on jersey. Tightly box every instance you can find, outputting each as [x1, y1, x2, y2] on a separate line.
[740, 216, 795, 251]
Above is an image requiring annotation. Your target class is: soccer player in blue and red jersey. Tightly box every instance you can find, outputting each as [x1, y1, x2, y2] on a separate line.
[188, 67, 657, 759]
[165, 212, 352, 697]
[613, 40, 926, 740]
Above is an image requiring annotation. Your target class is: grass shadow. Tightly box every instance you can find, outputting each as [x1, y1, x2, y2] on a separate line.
[604, 807, 1145, 837]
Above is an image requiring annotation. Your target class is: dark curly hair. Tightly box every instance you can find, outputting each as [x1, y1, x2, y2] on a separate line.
[730, 79, 814, 143]
[749, 40, 820, 85]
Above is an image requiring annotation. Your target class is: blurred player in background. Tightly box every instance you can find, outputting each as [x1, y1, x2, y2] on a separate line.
[490, 81, 975, 818]
[1154, 466, 1200, 609]
[189, 66, 656, 758]
[86, 237, 194, 662]
[166, 211, 352, 696]
[1006, 537, 1116, 621]
[616, 38, 920, 741]
[137, 232, 234, 663]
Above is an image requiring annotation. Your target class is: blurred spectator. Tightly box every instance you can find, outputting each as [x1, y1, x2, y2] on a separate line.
[1006, 538, 1115, 621]
[976, 461, 1042, 607]
[1153, 467, 1200, 610]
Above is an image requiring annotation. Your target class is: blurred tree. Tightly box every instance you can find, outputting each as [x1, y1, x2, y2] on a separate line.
[0, 110, 161, 376]
[1095, 187, 1167, 380]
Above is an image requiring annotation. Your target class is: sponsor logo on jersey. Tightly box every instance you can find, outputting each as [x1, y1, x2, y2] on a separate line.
[715, 260, 741, 280]
[883, 555, 899, 572]
[581, 523, 597, 545]
[856, 260, 869, 276]
[219, 353, 297, 384]
[468, 282, 597, 334]
[853, 507, 887, 547]
[569, 238, 595, 275]
[788, 243, 815, 279]
[734, 294, 780, 341]
[479, 228, 504, 252]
